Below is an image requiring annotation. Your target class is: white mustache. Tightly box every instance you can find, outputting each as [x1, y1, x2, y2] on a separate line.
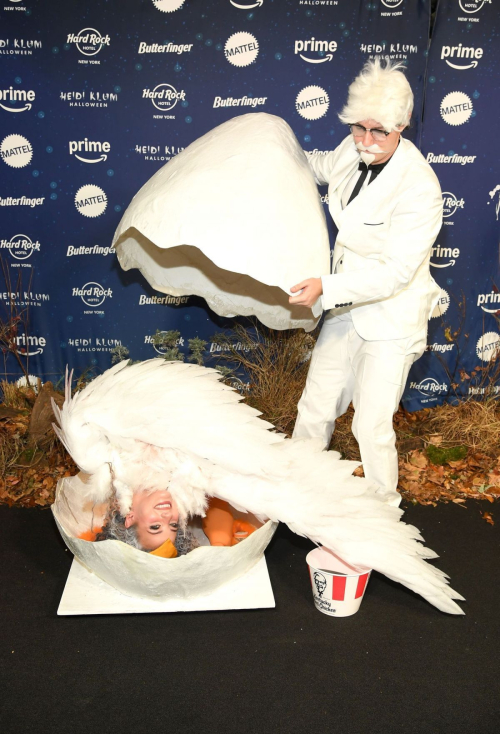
[356, 142, 384, 154]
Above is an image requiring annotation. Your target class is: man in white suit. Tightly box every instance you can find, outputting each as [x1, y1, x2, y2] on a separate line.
[290, 60, 442, 507]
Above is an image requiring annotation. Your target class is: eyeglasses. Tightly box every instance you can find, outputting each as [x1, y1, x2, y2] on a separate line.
[349, 124, 390, 142]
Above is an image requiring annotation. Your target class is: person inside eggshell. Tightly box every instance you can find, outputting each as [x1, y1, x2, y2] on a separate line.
[93, 488, 196, 558]
[89, 489, 256, 558]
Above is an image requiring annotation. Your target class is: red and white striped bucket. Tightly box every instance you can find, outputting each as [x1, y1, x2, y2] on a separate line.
[306, 547, 372, 617]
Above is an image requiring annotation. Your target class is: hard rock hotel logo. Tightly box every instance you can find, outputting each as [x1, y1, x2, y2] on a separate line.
[67, 29, 110, 55]
[442, 191, 465, 225]
[380, 0, 404, 16]
[144, 332, 185, 355]
[66, 29, 110, 64]
[0, 234, 40, 262]
[72, 282, 112, 309]
[143, 84, 186, 118]
[4, 1, 28, 12]
[459, 0, 491, 14]
[409, 377, 448, 402]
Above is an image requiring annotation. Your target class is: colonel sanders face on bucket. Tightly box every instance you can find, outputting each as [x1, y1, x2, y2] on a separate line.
[124, 489, 179, 550]
[313, 572, 327, 598]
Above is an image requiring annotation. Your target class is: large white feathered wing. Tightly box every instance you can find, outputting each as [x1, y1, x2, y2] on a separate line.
[52, 359, 465, 614]
[204, 440, 465, 615]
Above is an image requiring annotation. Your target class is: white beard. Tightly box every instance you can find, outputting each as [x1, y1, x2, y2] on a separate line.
[356, 142, 384, 166]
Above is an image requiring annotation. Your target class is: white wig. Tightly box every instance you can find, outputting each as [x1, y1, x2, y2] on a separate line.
[338, 59, 414, 132]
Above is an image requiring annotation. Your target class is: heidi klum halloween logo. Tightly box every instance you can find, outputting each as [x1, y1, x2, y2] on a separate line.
[0, 38, 42, 55]
[60, 90, 119, 108]
[67, 337, 123, 354]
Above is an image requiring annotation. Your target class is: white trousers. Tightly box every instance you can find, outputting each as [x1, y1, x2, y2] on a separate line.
[293, 312, 427, 505]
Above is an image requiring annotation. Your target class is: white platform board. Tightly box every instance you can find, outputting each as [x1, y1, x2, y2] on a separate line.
[58, 556, 275, 615]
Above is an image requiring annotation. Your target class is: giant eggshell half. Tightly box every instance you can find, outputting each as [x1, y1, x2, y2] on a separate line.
[112, 113, 330, 331]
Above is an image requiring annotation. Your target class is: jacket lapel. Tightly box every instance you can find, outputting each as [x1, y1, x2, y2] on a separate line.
[339, 136, 409, 224]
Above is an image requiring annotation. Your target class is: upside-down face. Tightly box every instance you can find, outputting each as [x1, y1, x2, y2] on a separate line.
[124, 489, 179, 551]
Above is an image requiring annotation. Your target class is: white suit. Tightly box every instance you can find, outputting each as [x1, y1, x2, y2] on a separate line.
[293, 134, 443, 505]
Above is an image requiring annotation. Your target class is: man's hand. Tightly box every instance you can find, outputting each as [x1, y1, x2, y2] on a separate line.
[289, 278, 323, 308]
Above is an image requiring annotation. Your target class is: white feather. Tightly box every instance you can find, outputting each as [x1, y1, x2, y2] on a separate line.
[52, 358, 465, 614]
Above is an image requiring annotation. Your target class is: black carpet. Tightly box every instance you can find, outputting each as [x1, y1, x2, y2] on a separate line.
[1, 501, 499, 734]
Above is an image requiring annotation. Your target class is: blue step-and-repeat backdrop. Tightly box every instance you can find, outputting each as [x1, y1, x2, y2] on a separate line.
[0, 0, 498, 411]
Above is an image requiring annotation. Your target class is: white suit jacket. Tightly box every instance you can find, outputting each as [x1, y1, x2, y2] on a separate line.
[308, 134, 442, 340]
